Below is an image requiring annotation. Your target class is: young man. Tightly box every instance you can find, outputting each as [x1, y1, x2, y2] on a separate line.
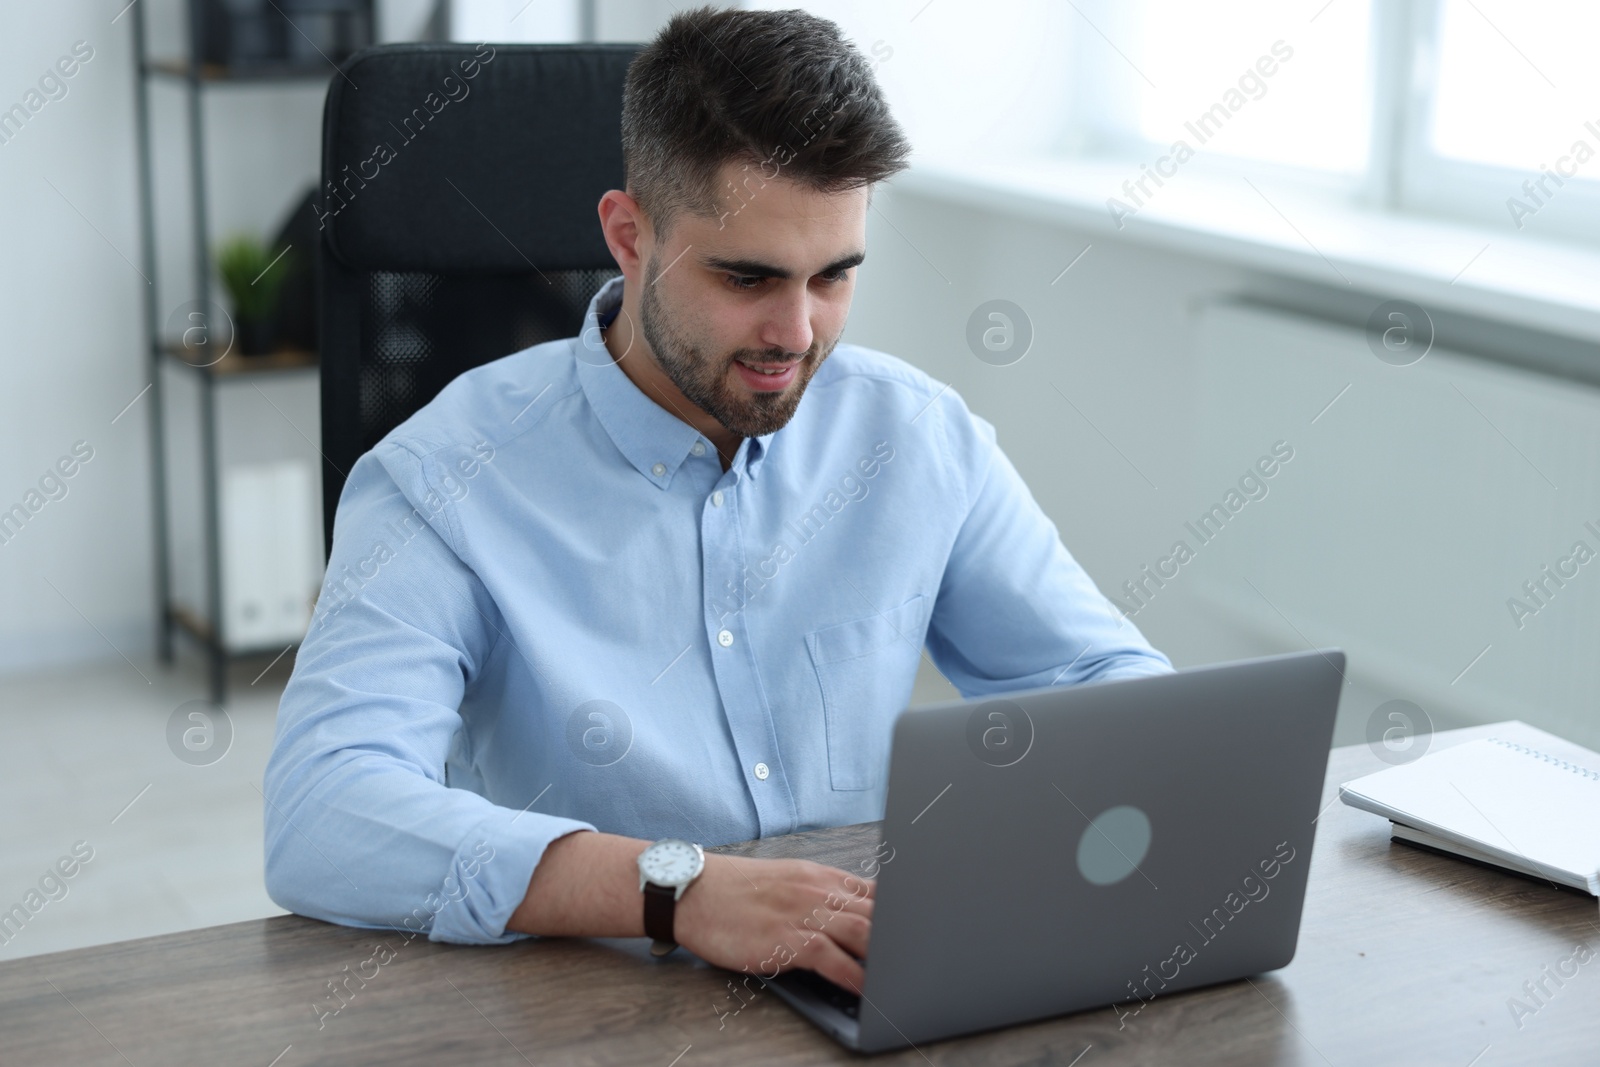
[265, 6, 1170, 995]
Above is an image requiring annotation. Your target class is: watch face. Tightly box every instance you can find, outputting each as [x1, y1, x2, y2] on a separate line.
[639, 839, 703, 888]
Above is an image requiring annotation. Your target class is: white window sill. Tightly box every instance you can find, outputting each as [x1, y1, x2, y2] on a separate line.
[893, 157, 1600, 345]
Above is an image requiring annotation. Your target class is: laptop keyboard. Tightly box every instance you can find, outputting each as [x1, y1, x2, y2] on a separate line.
[782, 968, 861, 1018]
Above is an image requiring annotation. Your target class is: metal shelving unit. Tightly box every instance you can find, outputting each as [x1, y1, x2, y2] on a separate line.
[131, 2, 335, 703]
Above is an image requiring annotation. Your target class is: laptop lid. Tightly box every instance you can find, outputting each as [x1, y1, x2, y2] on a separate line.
[850, 649, 1345, 1052]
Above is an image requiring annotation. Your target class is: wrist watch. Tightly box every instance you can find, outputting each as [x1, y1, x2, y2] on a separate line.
[636, 838, 705, 957]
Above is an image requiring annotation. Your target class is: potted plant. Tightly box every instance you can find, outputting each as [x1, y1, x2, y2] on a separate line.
[216, 234, 292, 356]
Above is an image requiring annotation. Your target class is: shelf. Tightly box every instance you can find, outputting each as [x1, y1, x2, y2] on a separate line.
[161, 344, 319, 376]
[135, 0, 357, 704]
[144, 59, 338, 84]
[170, 603, 215, 645]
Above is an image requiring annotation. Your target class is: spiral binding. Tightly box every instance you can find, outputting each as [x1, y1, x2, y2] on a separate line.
[1487, 737, 1600, 782]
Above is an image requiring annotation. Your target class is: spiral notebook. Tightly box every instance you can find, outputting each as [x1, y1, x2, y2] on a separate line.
[1339, 722, 1600, 896]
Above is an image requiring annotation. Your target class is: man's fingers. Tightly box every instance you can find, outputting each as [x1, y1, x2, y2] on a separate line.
[839, 872, 877, 902]
[804, 936, 867, 995]
[824, 885, 874, 921]
[822, 909, 871, 961]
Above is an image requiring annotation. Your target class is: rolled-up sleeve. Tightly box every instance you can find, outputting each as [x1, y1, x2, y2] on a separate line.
[924, 392, 1172, 695]
[262, 442, 595, 945]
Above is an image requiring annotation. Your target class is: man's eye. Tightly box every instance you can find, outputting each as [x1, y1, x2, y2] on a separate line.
[727, 274, 763, 290]
[818, 269, 850, 284]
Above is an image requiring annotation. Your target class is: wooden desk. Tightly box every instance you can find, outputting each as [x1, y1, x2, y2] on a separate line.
[4, 727, 1597, 1065]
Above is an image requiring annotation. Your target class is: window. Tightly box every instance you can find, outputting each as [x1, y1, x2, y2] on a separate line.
[1427, 0, 1600, 171]
[1402, 0, 1600, 242]
[1064, 0, 1600, 243]
[1128, 0, 1372, 177]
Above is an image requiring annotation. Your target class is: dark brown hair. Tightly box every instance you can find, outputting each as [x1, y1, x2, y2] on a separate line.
[620, 6, 911, 238]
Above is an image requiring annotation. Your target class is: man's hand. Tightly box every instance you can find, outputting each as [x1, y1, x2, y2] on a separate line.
[674, 854, 874, 993]
[508, 831, 874, 991]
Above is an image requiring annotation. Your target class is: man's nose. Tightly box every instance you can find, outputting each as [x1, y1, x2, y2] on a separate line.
[761, 291, 814, 356]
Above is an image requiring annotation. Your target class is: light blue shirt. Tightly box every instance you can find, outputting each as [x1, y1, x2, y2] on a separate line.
[264, 275, 1171, 945]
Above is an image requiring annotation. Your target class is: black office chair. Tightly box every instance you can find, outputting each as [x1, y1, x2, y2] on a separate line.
[317, 42, 639, 558]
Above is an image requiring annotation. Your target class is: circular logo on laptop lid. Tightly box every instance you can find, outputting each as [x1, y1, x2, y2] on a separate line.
[1076, 805, 1153, 886]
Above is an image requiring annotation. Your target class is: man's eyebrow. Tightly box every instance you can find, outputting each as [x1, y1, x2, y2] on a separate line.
[700, 251, 866, 280]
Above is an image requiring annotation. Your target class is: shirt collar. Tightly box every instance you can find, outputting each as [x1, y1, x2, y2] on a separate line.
[574, 275, 773, 486]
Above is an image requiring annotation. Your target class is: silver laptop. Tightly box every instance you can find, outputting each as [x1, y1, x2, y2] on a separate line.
[768, 649, 1346, 1052]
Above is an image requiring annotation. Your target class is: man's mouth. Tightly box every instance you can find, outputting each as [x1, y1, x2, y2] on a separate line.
[734, 358, 801, 391]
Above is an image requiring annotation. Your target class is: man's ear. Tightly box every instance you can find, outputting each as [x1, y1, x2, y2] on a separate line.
[597, 189, 651, 282]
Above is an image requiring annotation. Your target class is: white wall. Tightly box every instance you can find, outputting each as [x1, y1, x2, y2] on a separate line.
[0, 3, 154, 673]
[843, 184, 1242, 657]
[847, 179, 1600, 750]
[1184, 300, 1600, 749]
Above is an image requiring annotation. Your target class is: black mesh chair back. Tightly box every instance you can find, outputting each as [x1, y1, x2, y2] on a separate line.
[318, 43, 638, 558]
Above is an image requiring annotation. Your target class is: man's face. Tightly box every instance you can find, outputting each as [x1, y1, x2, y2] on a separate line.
[635, 161, 868, 439]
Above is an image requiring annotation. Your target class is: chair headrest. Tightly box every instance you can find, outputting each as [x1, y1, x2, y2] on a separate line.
[320, 43, 639, 274]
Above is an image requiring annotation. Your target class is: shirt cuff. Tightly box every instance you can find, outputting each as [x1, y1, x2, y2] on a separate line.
[424, 808, 598, 945]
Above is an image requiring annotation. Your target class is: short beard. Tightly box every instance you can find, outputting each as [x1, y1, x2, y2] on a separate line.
[637, 251, 829, 440]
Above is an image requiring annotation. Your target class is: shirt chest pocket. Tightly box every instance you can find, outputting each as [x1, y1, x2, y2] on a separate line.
[804, 593, 928, 792]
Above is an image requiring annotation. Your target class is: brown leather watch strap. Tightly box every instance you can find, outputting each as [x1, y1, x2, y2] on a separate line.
[643, 881, 677, 950]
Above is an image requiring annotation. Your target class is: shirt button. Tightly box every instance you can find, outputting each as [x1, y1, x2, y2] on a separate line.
[651, 462, 666, 477]
[754, 762, 770, 781]
[717, 629, 733, 647]
[691, 441, 706, 456]
[711, 491, 724, 507]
